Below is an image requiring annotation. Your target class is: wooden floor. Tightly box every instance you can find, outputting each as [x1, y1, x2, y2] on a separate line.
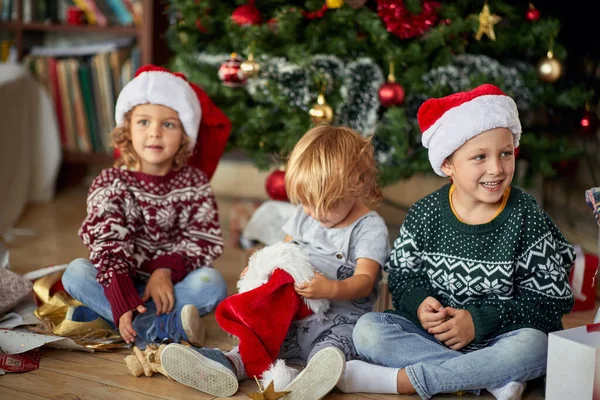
[2, 184, 598, 400]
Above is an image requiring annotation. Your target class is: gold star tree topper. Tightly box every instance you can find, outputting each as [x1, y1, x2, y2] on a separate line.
[248, 379, 290, 400]
[475, 1, 501, 41]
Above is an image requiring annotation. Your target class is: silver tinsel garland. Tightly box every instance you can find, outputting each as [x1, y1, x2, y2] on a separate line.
[187, 52, 383, 133]
[422, 54, 533, 110]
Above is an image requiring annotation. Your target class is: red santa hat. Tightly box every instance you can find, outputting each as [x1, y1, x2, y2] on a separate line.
[215, 242, 330, 392]
[114, 65, 231, 180]
[417, 84, 521, 177]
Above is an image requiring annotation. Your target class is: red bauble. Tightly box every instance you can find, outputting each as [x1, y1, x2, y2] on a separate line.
[231, 0, 262, 26]
[379, 81, 405, 107]
[525, 4, 541, 21]
[578, 109, 600, 136]
[218, 54, 247, 87]
[195, 18, 207, 32]
[376, 0, 441, 39]
[265, 169, 288, 201]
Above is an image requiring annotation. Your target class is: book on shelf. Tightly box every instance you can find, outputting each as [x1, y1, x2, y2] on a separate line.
[24, 42, 138, 156]
[1, 0, 142, 26]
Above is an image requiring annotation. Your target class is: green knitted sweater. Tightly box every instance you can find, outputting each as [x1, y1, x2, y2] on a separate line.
[385, 184, 575, 345]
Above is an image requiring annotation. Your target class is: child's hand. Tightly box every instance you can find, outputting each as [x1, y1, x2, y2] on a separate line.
[417, 296, 447, 330]
[142, 268, 175, 315]
[428, 307, 475, 350]
[119, 305, 147, 344]
[295, 272, 335, 299]
[240, 266, 249, 278]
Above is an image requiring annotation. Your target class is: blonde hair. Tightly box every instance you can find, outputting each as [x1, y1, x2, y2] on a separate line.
[110, 108, 191, 171]
[285, 125, 382, 218]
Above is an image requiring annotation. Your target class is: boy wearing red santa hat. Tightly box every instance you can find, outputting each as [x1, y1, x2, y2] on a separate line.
[337, 84, 575, 400]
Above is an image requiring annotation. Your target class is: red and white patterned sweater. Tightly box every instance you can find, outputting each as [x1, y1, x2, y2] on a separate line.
[78, 166, 224, 323]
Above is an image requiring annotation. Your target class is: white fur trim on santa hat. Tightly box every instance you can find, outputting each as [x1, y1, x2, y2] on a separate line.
[260, 359, 300, 392]
[421, 94, 521, 177]
[114, 71, 201, 148]
[238, 241, 330, 320]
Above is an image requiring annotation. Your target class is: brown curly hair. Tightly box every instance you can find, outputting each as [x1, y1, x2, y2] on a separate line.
[110, 108, 192, 171]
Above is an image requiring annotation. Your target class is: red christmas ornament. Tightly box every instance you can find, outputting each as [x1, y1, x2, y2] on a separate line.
[218, 53, 247, 87]
[376, 0, 441, 39]
[525, 3, 541, 21]
[265, 169, 288, 201]
[195, 18, 207, 33]
[379, 82, 405, 107]
[304, 4, 329, 20]
[578, 107, 600, 136]
[379, 61, 405, 107]
[231, 0, 262, 26]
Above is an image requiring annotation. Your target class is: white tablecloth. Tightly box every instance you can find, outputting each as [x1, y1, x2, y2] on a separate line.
[0, 63, 61, 236]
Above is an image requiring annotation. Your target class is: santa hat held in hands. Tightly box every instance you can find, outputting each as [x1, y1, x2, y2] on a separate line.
[216, 242, 330, 391]
[417, 83, 522, 177]
[114, 65, 231, 180]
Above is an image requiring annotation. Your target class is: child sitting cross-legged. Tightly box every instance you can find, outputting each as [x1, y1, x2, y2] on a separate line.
[337, 84, 575, 400]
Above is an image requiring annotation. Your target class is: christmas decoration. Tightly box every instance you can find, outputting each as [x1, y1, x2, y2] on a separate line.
[537, 50, 562, 83]
[475, 1, 501, 41]
[218, 53, 247, 87]
[577, 104, 599, 136]
[249, 379, 290, 400]
[241, 52, 260, 78]
[195, 18, 207, 33]
[216, 242, 329, 391]
[232, 0, 262, 26]
[265, 168, 288, 201]
[346, 0, 367, 8]
[377, 0, 441, 39]
[167, 1, 592, 187]
[309, 93, 334, 124]
[379, 61, 405, 107]
[326, 0, 344, 8]
[336, 58, 383, 135]
[303, 4, 329, 20]
[525, 2, 541, 21]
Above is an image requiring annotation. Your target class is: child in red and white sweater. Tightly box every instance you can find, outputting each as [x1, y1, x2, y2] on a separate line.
[62, 65, 231, 348]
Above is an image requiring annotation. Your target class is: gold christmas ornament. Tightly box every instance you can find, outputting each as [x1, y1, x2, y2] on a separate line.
[309, 93, 333, 124]
[326, 0, 344, 8]
[475, 1, 501, 41]
[241, 52, 260, 78]
[249, 378, 290, 400]
[537, 50, 562, 83]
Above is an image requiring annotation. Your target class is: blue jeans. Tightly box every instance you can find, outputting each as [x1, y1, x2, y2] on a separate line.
[62, 258, 227, 345]
[353, 312, 548, 400]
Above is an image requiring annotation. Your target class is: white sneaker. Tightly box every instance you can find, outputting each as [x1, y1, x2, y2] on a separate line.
[181, 304, 206, 347]
[487, 381, 527, 400]
[283, 347, 346, 400]
[160, 343, 238, 397]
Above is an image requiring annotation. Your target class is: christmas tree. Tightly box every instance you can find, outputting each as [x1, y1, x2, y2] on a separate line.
[166, 0, 593, 186]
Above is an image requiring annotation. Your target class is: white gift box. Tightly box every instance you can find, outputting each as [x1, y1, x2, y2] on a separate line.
[546, 323, 600, 399]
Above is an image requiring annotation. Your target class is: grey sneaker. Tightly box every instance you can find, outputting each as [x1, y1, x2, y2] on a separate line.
[160, 343, 239, 397]
[283, 347, 346, 400]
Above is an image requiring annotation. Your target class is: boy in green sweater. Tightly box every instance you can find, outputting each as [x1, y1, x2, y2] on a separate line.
[336, 84, 575, 400]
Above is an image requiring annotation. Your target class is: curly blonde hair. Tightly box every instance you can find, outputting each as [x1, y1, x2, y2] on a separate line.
[285, 125, 382, 219]
[110, 108, 191, 171]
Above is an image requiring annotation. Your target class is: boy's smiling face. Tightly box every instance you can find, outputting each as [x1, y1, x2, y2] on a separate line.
[441, 127, 515, 208]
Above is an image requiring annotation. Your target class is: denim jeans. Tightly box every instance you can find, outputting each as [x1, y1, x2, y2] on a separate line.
[353, 312, 548, 400]
[62, 258, 227, 345]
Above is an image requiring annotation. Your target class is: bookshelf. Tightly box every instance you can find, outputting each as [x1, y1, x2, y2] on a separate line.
[1, 0, 171, 69]
[1, 0, 172, 166]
